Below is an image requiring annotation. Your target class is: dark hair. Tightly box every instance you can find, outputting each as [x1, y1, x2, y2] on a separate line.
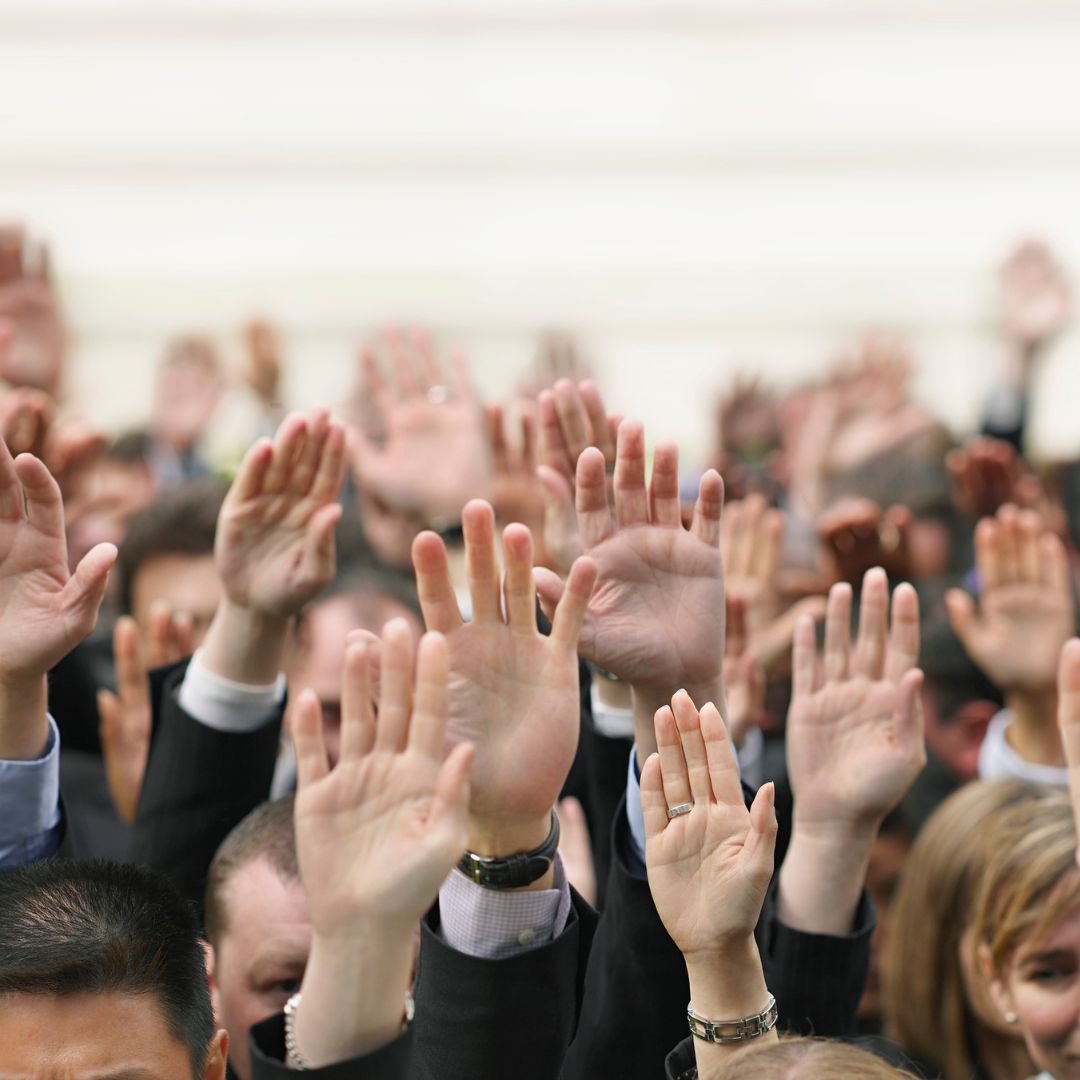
[204, 796, 297, 948]
[0, 858, 214, 1077]
[115, 477, 228, 614]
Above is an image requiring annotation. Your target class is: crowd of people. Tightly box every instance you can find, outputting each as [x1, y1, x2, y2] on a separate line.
[1, 227, 1080, 1079]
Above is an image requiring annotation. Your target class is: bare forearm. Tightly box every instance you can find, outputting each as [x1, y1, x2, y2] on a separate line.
[0, 673, 48, 760]
[295, 929, 414, 1066]
[1005, 688, 1063, 767]
[777, 822, 873, 936]
[199, 598, 290, 686]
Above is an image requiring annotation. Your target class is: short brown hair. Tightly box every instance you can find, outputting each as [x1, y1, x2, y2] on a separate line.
[115, 478, 227, 614]
[707, 1036, 917, 1079]
[203, 796, 297, 946]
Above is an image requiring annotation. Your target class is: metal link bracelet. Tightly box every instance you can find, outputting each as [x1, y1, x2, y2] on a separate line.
[686, 993, 778, 1044]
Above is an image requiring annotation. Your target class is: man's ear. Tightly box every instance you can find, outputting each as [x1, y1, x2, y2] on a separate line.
[202, 1029, 230, 1080]
[202, 940, 222, 1028]
[979, 943, 1017, 1022]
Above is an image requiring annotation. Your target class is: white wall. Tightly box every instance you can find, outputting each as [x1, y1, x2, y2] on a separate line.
[3, 0, 1080, 459]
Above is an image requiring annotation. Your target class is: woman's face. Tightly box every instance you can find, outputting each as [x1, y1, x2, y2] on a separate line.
[992, 906, 1080, 1079]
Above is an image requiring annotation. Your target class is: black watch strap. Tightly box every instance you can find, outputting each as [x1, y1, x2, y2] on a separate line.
[457, 810, 560, 889]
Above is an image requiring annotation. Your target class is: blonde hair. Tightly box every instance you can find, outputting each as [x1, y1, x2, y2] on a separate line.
[882, 780, 1057, 1080]
[708, 1036, 916, 1079]
[974, 792, 1080, 978]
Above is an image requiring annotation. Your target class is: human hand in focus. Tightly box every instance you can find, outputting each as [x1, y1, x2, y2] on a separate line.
[947, 437, 1042, 520]
[413, 500, 597, 857]
[1000, 239, 1070, 357]
[818, 498, 913, 587]
[535, 378, 621, 577]
[642, 690, 777, 958]
[291, 624, 474, 1064]
[98, 606, 194, 824]
[946, 505, 1073, 695]
[351, 329, 490, 524]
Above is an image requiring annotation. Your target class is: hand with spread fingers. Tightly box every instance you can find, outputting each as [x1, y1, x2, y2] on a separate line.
[534, 419, 725, 766]
[1000, 239, 1071, 358]
[351, 330, 490, 524]
[780, 567, 926, 934]
[641, 691, 778, 1074]
[203, 408, 346, 685]
[290, 623, 474, 1066]
[98, 607, 194, 825]
[412, 500, 597, 859]
[535, 377, 621, 578]
[946, 504, 1073, 696]
[485, 400, 545, 539]
[0, 436, 116, 760]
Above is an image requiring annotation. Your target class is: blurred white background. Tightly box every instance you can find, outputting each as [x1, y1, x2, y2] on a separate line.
[3, 0, 1080, 460]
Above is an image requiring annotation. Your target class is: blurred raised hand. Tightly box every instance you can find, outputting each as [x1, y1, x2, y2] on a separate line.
[557, 796, 597, 907]
[947, 436, 1042, 520]
[484, 400, 545, 539]
[818, 498, 913, 587]
[723, 597, 765, 750]
[1000, 239, 1070, 357]
[351, 329, 490, 525]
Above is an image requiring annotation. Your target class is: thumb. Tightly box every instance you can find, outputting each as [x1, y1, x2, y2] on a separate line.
[944, 588, 978, 647]
[533, 565, 566, 622]
[63, 542, 117, 629]
[744, 781, 778, 877]
[431, 742, 475, 836]
[97, 688, 120, 739]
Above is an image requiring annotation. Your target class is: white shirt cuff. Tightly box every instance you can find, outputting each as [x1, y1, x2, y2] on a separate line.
[977, 709, 1068, 787]
[590, 681, 635, 739]
[177, 649, 286, 733]
[439, 855, 571, 960]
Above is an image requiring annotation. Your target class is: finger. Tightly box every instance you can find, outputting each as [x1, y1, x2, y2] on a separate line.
[720, 499, 740, 573]
[538, 390, 571, 476]
[430, 741, 475, 834]
[1044, 532, 1072, 597]
[895, 668, 926, 749]
[579, 380, 615, 459]
[689, 469, 724, 547]
[1018, 509, 1043, 584]
[486, 402, 510, 472]
[885, 581, 921, 684]
[996, 504, 1021, 585]
[549, 556, 598, 651]
[945, 587, 978, 651]
[791, 613, 818, 698]
[146, 602, 174, 670]
[309, 421, 347, 505]
[375, 618, 415, 752]
[639, 752, 670, 841]
[412, 530, 464, 633]
[300, 501, 343, 587]
[449, 351, 474, 399]
[61, 542, 118, 627]
[171, 611, 196, 662]
[292, 688, 329, 789]
[853, 567, 889, 679]
[229, 437, 273, 503]
[533, 564, 566, 625]
[407, 631, 449, 760]
[730, 494, 763, 577]
[340, 641, 376, 761]
[975, 517, 1002, 590]
[575, 447, 615, 549]
[414, 329, 444, 391]
[502, 524, 537, 634]
[263, 413, 308, 495]
[553, 378, 591, 465]
[726, 595, 748, 659]
[743, 781, 778, 874]
[13, 453, 62, 536]
[520, 410, 537, 469]
[823, 582, 853, 683]
[361, 348, 393, 416]
[654, 705, 693, 811]
[699, 699, 742, 806]
[289, 408, 330, 498]
[613, 419, 649, 528]
[463, 499, 501, 624]
[752, 508, 784, 584]
[648, 441, 681, 527]
[386, 327, 422, 398]
[113, 616, 150, 708]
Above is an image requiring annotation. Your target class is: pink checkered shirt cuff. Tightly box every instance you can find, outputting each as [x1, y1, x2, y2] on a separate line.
[439, 854, 572, 960]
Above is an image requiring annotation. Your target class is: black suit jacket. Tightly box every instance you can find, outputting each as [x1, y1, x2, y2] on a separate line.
[249, 1016, 413, 1079]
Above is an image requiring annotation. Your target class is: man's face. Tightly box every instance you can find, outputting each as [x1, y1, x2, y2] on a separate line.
[210, 857, 311, 1080]
[0, 989, 227, 1079]
[132, 553, 221, 646]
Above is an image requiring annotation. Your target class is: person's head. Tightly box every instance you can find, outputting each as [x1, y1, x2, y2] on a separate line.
[707, 1035, 917, 1078]
[204, 797, 308, 1080]
[883, 779, 1054, 1079]
[116, 477, 227, 643]
[977, 794, 1080, 1080]
[0, 858, 227, 1079]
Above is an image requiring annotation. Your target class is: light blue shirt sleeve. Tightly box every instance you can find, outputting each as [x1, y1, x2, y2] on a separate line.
[625, 747, 648, 873]
[0, 715, 63, 869]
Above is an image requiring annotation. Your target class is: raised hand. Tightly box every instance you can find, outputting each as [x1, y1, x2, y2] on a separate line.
[484, 400, 545, 538]
[946, 504, 1073, 695]
[779, 568, 925, 934]
[291, 623, 474, 1065]
[1000, 239, 1070, 355]
[0, 436, 116, 758]
[818, 497, 913, 587]
[535, 378, 620, 577]
[947, 436, 1041, 520]
[242, 318, 283, 410]
[412, 500, 596, 855]
[641, 691, 778, 1071]
[534, 419, 725, 763]
[351, 331, 490, 524]
[98, 606, 194, 824]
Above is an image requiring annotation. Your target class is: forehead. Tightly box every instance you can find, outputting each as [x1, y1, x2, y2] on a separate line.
[132, 553, 220, 615]
[216, 857, 311, 973]
[0, 990, 192, 1078]
[1020, 903, 1080, 958]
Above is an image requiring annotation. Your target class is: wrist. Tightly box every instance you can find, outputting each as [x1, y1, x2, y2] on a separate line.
[199, 598, 291, 686]
[684, 937, 772, 1043]
[1004, 689, 1064, 767]
[465, 812, 557, 892]
[0, 673, 49, 760]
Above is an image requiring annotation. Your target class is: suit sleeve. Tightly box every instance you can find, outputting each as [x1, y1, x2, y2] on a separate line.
[130, 660, 284, 918]
[409, 890, 597, 1080]
[248, 1014, 413, 1080]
